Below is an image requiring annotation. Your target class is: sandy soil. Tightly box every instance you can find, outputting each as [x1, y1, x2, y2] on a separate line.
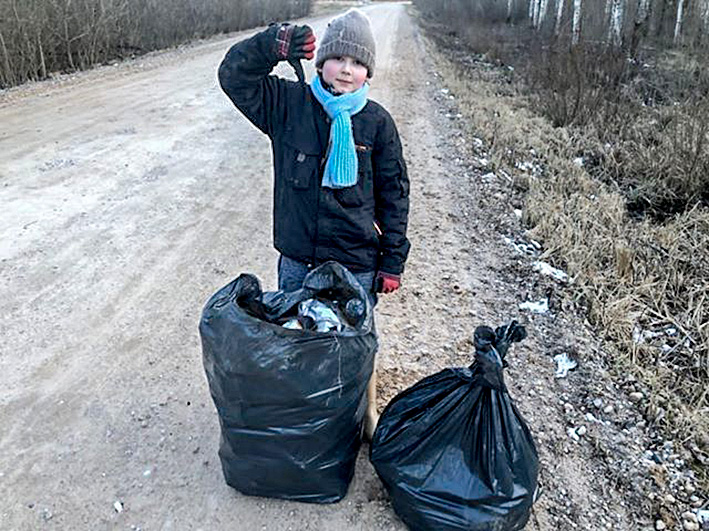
[0, 3, 688, 530]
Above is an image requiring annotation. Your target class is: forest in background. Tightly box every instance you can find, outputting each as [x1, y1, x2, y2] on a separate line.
[0, 0, 312, 88]
[417, 0, 709, 48]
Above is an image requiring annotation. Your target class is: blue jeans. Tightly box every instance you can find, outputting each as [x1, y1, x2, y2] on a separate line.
[278, 255, 377, 308]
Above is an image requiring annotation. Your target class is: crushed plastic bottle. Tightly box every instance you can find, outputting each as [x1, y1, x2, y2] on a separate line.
[282, 318, 303, 330]
[344, 298, 365, 327]
[281, 315, 316, 331]
[298, 299, 342, 333]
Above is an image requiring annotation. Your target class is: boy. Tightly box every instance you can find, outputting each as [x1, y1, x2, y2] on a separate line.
[218, 9, 410, 438]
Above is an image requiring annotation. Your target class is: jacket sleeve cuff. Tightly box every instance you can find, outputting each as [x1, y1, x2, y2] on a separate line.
[377, 257, 404, 276]
[261, 24, 285, 65]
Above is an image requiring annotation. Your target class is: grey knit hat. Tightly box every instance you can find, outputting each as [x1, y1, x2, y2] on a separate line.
[316, 9, 376, 77]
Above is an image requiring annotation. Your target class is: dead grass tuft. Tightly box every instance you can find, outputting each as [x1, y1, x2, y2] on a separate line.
[525, 131, 709, 474]
[526, 173, 709, 413]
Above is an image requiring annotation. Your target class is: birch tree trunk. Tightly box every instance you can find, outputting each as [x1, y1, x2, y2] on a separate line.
[674, 0, 685, 44]
[532, 0, 541, 28]
[37, 33, 46, 79]
[609, 0, 624, 47]
[0, 29, 14, 86]
[631, 0, 651, 55]
[555, 0, 565, 35]
[539, 0, 550, 27]
[604, 0, 613, 27]
[508, 0, 514, 22]
[572, 0, 582, 44]
[654, 0, 669, 38]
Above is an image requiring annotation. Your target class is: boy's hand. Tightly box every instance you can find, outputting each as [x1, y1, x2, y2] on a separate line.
[274, 24, 316, 61]
[375, 271, 401, 294]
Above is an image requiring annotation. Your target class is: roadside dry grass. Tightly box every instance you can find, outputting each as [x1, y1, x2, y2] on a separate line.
[415, 17, 709, 489]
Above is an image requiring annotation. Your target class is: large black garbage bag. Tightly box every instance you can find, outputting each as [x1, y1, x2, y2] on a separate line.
[370, 322, 538, 530]
[200, 261, 377, 503]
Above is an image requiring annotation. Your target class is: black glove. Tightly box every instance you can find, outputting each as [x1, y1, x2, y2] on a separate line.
[274, 23, 316, 84]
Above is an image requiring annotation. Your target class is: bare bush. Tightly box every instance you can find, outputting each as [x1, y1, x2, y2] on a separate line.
[608, 100, 709, 219]
[0, 0, 312, 88]
[520, 39, 709, 220]
[528, 41, 630, 127]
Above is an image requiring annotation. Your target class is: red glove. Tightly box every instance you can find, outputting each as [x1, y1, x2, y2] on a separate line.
[376, 271, 401, 294]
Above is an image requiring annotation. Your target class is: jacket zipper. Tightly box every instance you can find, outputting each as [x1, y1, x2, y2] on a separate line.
[312, 111, 330, 266]
[311, 158, 326, 266]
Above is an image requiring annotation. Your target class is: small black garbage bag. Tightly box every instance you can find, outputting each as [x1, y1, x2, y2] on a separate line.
[370, 322, 538, 530]
[200, 261, 377, 503]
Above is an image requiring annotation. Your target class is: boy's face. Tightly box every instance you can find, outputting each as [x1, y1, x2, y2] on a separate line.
[321, 56, 369, 94]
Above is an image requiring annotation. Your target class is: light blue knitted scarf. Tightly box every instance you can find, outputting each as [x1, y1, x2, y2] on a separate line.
[310, 75, 370, 189]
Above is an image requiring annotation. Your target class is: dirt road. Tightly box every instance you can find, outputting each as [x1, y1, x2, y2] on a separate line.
[0, 3, 667, 530]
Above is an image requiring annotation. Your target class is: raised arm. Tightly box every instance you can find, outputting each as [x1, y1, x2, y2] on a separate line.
[218, 24, 315, 137]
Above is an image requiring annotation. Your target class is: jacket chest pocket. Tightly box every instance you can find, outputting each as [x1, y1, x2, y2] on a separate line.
[282, 138, 320, 190]
[335, 145, 373, 207]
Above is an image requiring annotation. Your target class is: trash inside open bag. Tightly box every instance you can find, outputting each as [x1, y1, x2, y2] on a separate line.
[370, 322, 538, 530]
[200, 261, 378, 503]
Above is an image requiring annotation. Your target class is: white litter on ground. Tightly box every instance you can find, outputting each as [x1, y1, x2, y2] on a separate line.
[632, 325, 672, 345]
[504, 237, 541, 257]
[554, 353, 578, 378]
[567, 427, 580, 442]
[519, 298, 549, 314]
[515, 159, 544, 174]
[532, 261, 570, 283]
